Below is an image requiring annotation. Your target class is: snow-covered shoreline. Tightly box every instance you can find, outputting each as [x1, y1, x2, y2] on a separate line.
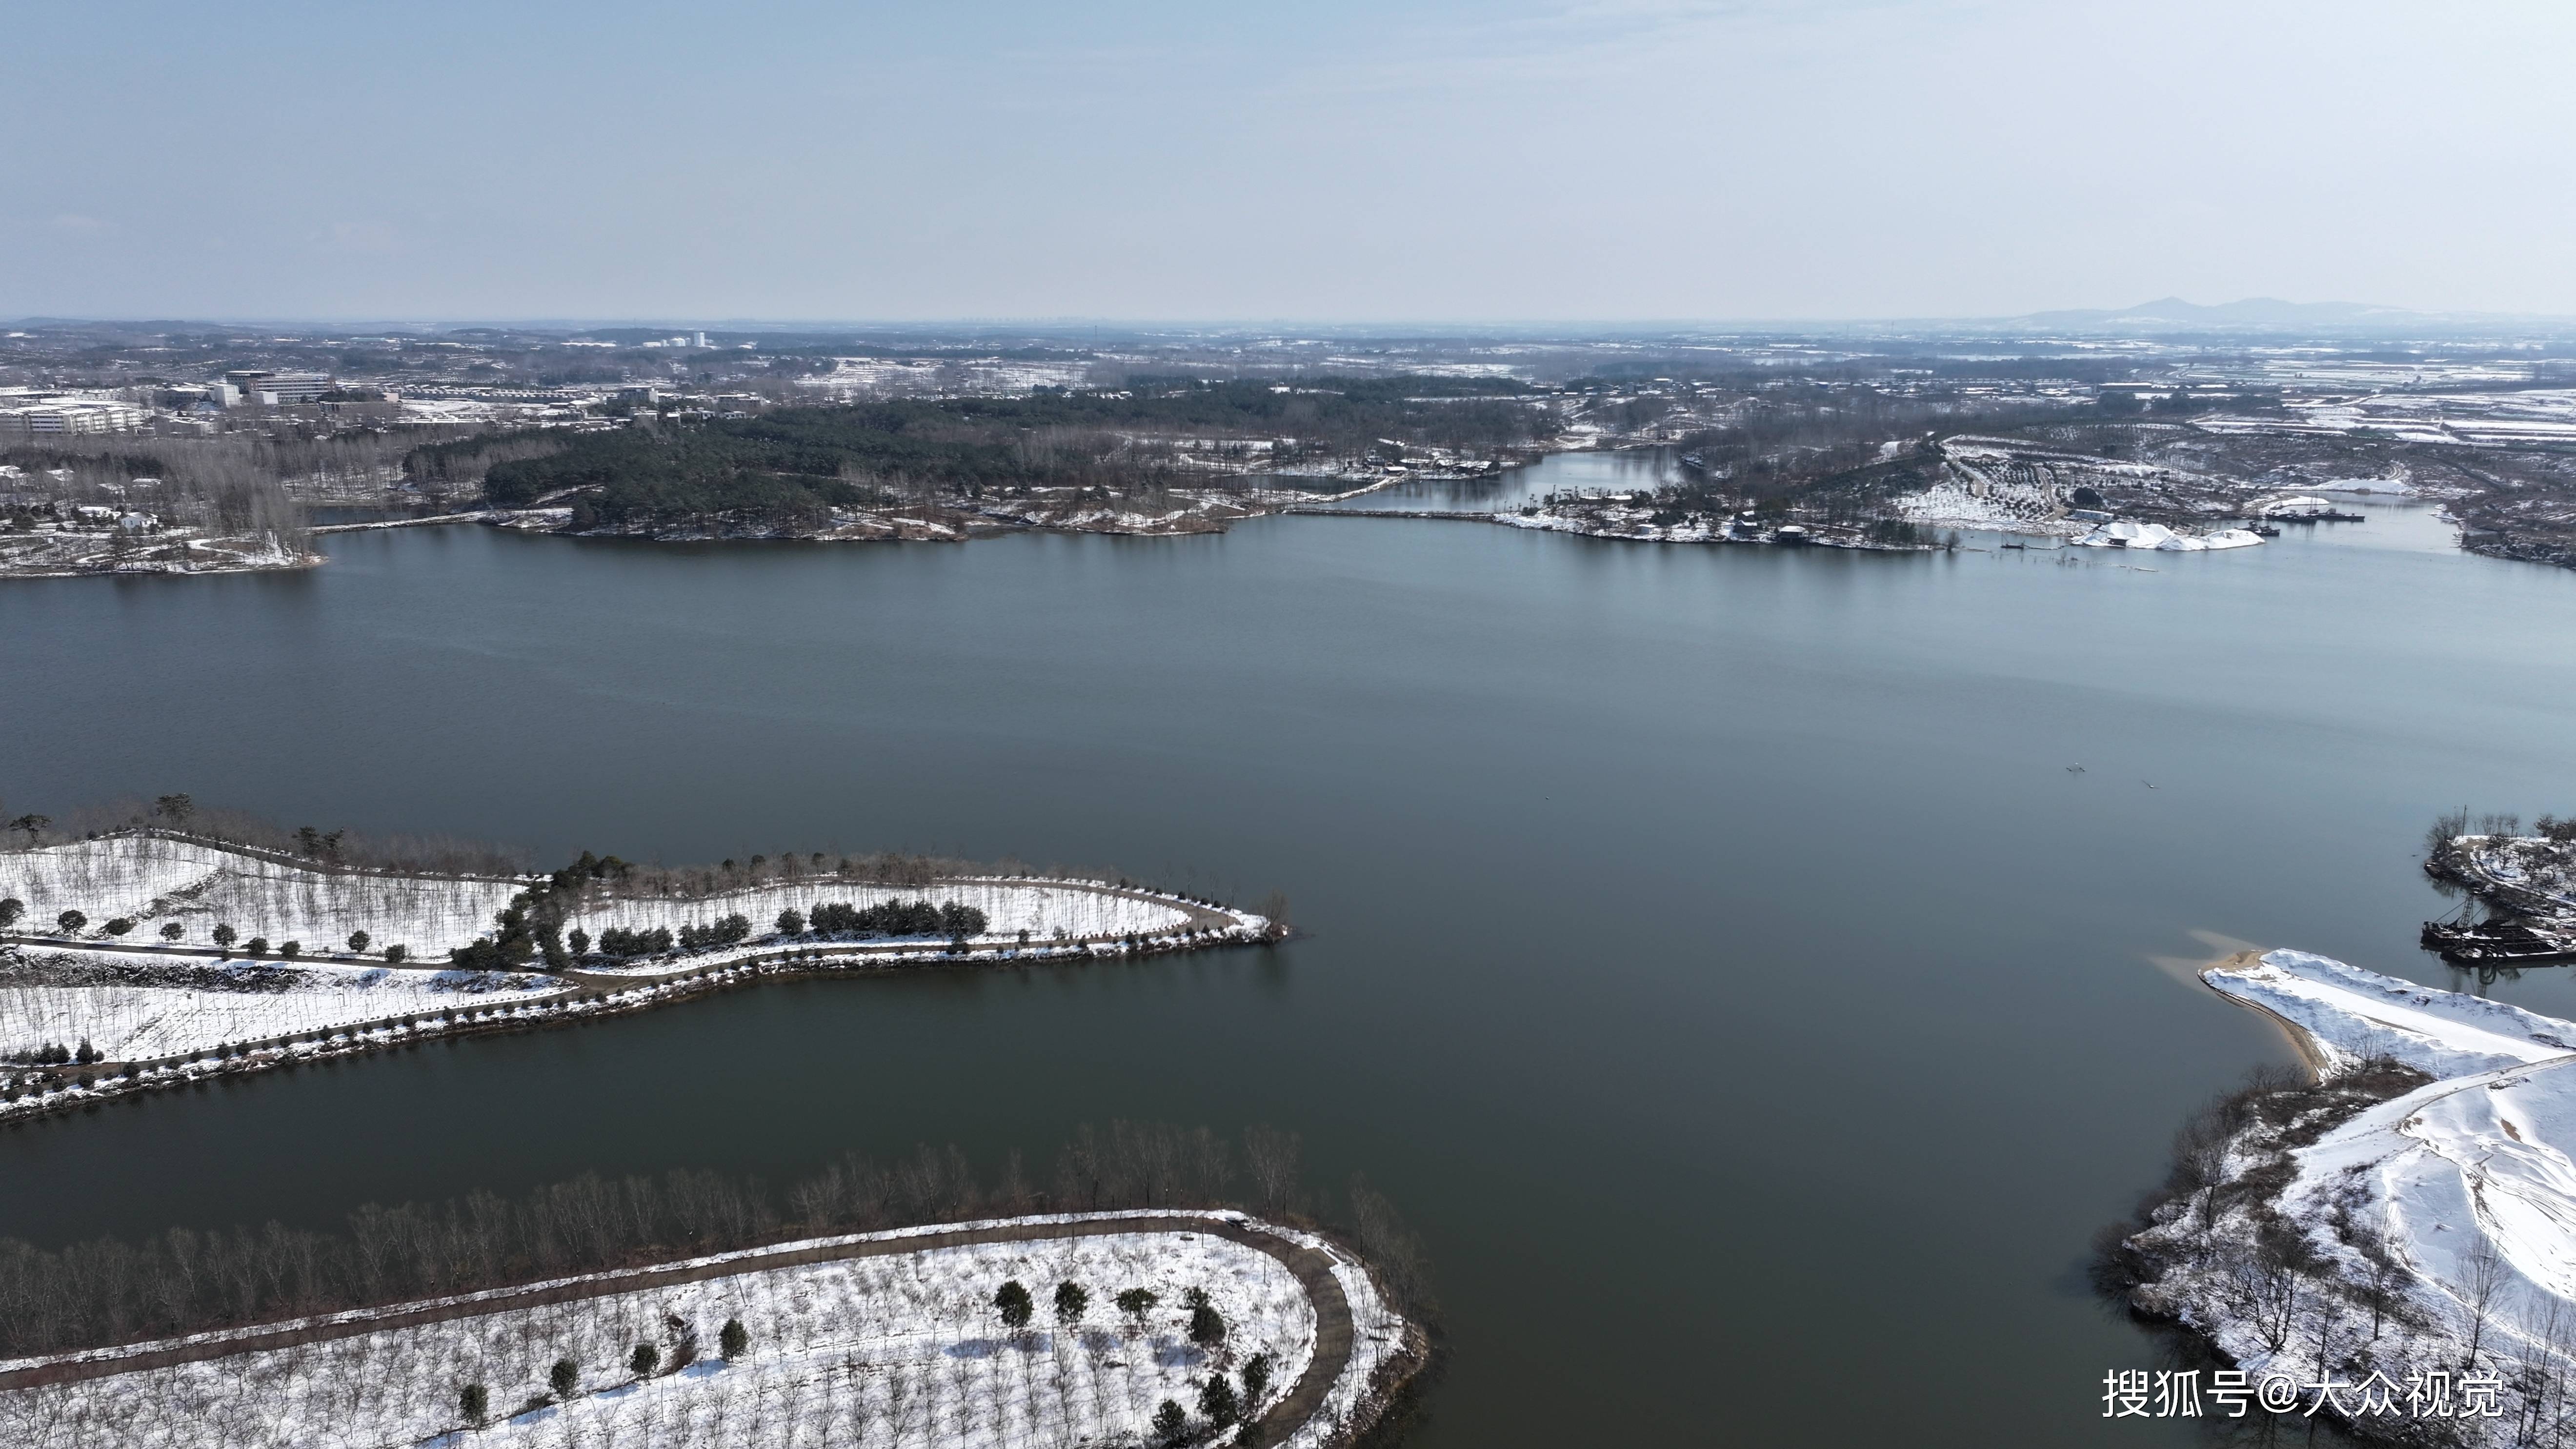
[2119, 949, 2576, 1444]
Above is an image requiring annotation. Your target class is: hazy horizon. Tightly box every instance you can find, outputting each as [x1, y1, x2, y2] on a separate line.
[11, 0, 2573, 321]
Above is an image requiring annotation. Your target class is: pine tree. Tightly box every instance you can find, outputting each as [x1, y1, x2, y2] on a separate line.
[1116, 1287, 1158, 1330]
[995, 1280, 1034, 1330]
[550, 1357, 579, 1401]
[721, 1317, 749, 1360]
[1187, 1288, 1226, 1348]
[1054, 1280, 1089, 1326]
[1199, 1374, 1240, 1427]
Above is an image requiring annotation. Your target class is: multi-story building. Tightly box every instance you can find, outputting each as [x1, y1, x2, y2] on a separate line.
[0, 398, 144, 434]
[221, 370, 333, 404]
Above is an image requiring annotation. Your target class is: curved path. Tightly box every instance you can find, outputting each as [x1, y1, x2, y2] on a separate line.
[0, 1210, 1356, 1443]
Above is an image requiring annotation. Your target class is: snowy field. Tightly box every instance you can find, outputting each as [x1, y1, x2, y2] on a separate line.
[2194, 387, 2576, 448]
[0, 950, 562, 1062]
[0, 1215, 1409, 1449]
[0, 836, 521, 957]
[2068, 521, 2264, 552]
[2134, 951, 2576, 1443]
[1897, 437, 2226, 536]
[0, 836, 1225, 963]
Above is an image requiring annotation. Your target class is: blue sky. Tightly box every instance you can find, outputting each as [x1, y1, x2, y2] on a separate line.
[9, 0, 2572, 322]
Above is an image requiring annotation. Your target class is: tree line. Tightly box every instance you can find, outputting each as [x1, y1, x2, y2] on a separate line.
[0, 1121, 1429, 1362]
[476, 380, 1560, 529]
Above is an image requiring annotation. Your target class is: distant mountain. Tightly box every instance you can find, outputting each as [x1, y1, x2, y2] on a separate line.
[2013, 296, 2420, 331]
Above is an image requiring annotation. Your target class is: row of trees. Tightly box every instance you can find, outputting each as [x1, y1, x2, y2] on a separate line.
[0, 1121, 1428, 1362]
[992, 1279, 1270, 1444]
[1, 898, 407, 964]
[568, 899, 991, 962]
[793, 899, 987, 941]
[0, 797, 530, 876]
[453, 1319, 745, 1429]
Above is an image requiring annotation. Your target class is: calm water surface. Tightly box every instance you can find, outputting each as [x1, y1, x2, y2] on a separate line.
[6, 462, 2576, 1447]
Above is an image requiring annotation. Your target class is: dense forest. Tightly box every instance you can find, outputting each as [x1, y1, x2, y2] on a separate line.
[467, 378, 1555, 531]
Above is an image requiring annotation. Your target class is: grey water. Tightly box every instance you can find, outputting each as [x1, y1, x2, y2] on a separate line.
[6, 458, 2576, 1447]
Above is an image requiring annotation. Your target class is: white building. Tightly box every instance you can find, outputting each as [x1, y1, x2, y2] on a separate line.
[0, 399, 144, 434]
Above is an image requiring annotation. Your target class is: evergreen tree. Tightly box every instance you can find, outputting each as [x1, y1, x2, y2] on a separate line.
[384, 944, 407, 964]
[0, 898, 20, 929]
[1054, 1280, 1089, 1326]
[775, 907, 804, 936]
[1152, 1399, 1188, 1445]
[629, 1342, 660, 1378]
[159, 921, 183, 942]
[1243, 1351, 1275, 1407]
[549, 1357, 579, 1401]
[56, 910, 86, 935]
[211, 923, 236, 951]
[1186, 1287, 1226, 1348]
[1116, 1287, 1158, 1330]
[347, 930, 371, 954]
[720, 1317, 749, 1360]
[995, 1279, 1034, 1329]
[1199, 1373, 1240, 1427]
[459, 1382, 489, 1426]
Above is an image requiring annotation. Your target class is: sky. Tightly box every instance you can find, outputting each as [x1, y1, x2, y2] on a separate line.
[8, 0, 2574, 323]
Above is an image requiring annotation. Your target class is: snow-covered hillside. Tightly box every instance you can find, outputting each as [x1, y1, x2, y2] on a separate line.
[0, 1215, 1409, 1449]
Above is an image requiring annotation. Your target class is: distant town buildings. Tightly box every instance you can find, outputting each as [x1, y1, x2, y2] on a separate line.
[0, 392, 145, 435]
[221, 370, 333, 405]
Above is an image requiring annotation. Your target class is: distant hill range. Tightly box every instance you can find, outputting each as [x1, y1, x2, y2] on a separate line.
[2003, 296, 2524, 334]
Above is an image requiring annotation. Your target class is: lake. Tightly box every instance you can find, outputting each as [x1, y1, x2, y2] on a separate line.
[6, 456, 2575, 1446]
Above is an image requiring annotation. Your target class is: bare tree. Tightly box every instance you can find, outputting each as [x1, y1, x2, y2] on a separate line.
[1244, 1127, 1301, 1219]
[2465, 1239, 2512, 1370]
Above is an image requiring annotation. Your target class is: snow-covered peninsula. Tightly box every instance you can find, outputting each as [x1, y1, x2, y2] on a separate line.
[0, 831, 1274, 1123]
[2114, 949, 2576, 1444]
[0, 1210, 1418, 1449]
